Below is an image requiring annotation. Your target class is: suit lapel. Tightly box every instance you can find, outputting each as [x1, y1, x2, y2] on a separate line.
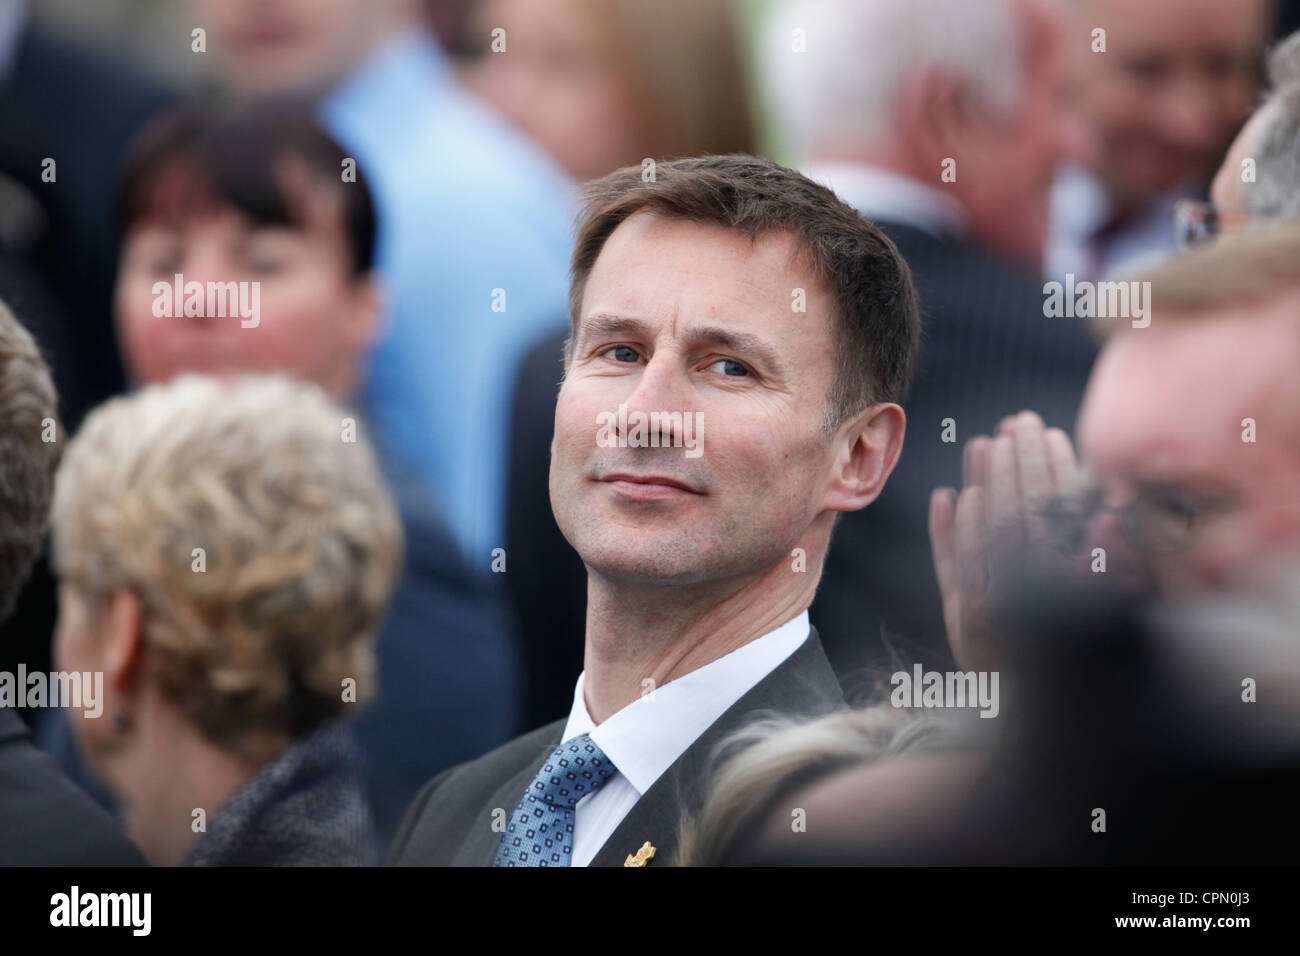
[590, 628, 844, 866]
[453, 727, 564, 866]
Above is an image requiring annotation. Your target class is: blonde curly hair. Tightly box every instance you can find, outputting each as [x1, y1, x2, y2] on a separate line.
[50, 374, 402, 760]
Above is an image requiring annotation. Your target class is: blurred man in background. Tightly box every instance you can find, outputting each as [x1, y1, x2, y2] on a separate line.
[930, 226, 1300, 674]
[759, 0, 1097, 681]
[1075, 228, 1300, 596]
[758, 227, 1300, 865]
[194, 0, 576, 572]
[1047, 0, 1269, 279]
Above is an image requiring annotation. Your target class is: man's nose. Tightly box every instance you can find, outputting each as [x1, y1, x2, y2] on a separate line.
[617, 352, 691, 443]
[1159, 77, 1226, 154]
[1085, 510, 1155, 591]
[1057, 107, 1097, 169]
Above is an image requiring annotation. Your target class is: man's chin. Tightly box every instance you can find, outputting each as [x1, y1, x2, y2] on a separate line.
[576, 538, 718, 586]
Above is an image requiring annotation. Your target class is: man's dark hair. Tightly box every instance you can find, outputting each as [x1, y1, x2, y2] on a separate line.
[567, 154, 920, 426]
[116, 100, 376, 275]
[0, 299, 61, 624]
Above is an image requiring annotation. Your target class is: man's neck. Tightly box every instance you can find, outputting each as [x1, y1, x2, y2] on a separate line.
[580, 551, 823, 723]
[804, 151, 968, 240]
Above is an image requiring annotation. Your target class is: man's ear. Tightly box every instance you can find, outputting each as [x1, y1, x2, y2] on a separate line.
[823, 402, 906, 513]
[101, 589, 146, 694]
[897, 69, 968, 170]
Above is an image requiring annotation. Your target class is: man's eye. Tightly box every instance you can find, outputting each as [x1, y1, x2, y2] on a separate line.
[244, 249, 288, 275]
[144, 252, 180, 274]
[1122, 57, 1169, 85]
[1148, 491, 1223, 523]
[709, 358, 749, 377]
[1159, 497, 1199, 521]
[608, 345, 639, 363]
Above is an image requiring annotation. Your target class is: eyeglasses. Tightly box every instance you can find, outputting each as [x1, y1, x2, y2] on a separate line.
[1173, 199, 1219, 250]
[1042, 482, 1238, 555]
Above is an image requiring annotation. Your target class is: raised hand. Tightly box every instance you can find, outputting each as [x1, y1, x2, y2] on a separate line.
[929, 410, 1087, 672]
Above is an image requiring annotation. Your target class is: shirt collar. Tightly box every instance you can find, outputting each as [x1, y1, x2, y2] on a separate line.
[802, 161, 968, 239]
[561, 610, 811, 796]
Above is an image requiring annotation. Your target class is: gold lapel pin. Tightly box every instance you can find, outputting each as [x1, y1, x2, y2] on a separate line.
[623, 842, 657, 867]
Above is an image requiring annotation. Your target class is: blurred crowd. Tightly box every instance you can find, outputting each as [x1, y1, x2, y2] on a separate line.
[0, 0, 1298, 867]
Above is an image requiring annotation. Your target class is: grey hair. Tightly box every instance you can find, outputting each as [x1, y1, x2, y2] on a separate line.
[0, 298, 61, 624]
[1242, 84, 1300, 227]
[758, 0, 1024, 163]
[676, 703, 979, 866]
[1237, 30, 1300, 228]
[1267, 28, 1300, 86]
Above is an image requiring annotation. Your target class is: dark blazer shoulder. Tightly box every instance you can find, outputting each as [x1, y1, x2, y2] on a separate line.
[389, 718, 565, 865]
[391, 627, 843, 867]
[0, 709, 146, 865]
[589, 627, 844, 866]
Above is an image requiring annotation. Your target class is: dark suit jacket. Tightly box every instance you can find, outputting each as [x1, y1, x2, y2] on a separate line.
[0, 705, 145, 865]
[388, 628, 844, 866]
[811, 221, 1098, 686]
[0, 27, 169, 707]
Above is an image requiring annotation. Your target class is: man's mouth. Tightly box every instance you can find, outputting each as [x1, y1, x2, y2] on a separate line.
[599, 473, 702, 499]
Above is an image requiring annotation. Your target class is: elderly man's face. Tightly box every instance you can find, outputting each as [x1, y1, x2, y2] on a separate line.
[551, 212, 848, 584]
[1076, 0, 1266, 209]
[956, 0, 1092, 265]
[1077, 291, 1300, 593]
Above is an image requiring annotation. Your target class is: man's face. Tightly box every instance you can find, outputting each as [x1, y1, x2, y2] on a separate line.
[956, 0, 1091, 265]
[1077, 291, 1300, 593]
[116, 198, 377, 397]
[551, 212, 847, 585]
[1076, 0, 1267, 209]
[193, 0, 389, 94]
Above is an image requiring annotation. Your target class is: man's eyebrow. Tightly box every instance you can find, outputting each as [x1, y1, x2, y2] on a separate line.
[576, 313, 656, 345]
[689, 325, 786, 374]
[576, 313, 786, 374]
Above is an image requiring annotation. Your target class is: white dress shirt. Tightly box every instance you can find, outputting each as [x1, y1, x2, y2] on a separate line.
[801, 161, 968, 238]
[1045, 164, 1198, 282]
[560, 610, 810, 866]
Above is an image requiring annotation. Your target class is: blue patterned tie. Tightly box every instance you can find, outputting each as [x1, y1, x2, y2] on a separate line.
[492, 733, 618, 867]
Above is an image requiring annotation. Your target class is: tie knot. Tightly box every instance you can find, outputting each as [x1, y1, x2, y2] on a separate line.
[528, 733, 617, 811]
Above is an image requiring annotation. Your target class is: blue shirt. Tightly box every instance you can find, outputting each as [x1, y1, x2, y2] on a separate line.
[320, 31, 576, 569]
